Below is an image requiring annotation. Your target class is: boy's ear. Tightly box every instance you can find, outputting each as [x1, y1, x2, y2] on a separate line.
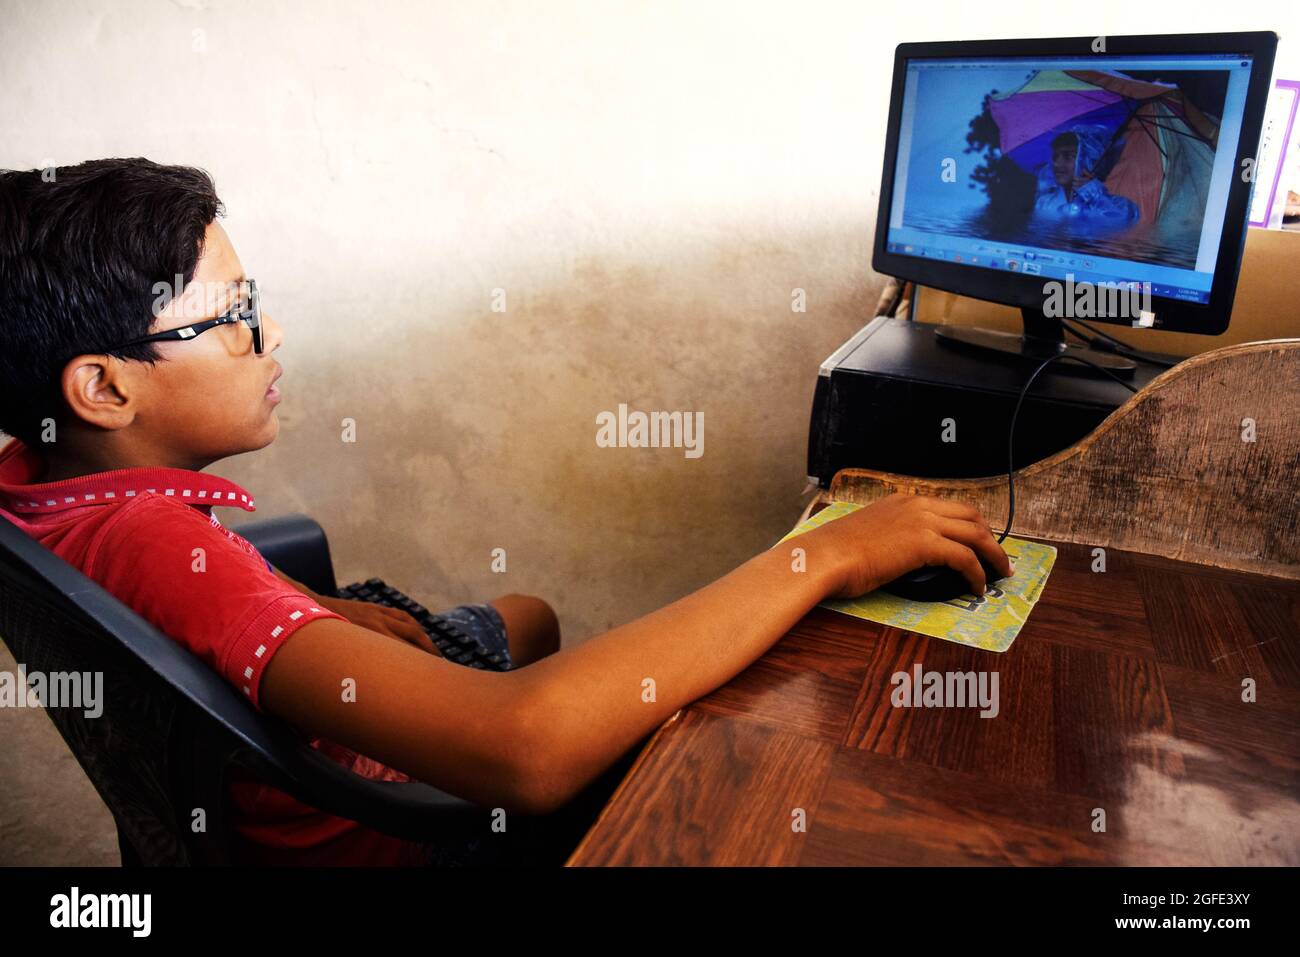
[59, 354, 137, 431]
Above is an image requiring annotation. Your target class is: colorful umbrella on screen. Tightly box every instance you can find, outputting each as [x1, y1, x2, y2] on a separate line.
[987, 70, 1219, 225]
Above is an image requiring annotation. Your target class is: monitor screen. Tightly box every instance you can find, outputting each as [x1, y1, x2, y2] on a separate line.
[882, 48, 1259, 311]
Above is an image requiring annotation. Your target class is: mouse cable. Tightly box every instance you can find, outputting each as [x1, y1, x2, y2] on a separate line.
[999, 352, 1140, 545]
[1061, 318, 1178, 369]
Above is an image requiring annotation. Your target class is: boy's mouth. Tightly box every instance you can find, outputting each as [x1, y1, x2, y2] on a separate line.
[266, 366, 283, 403]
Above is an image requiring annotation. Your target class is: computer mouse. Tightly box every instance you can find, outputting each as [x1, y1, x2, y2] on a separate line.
[878, 557, 1009, 603]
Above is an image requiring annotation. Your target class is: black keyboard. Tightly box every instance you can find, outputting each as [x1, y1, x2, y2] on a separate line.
[334, 577, 512, 671]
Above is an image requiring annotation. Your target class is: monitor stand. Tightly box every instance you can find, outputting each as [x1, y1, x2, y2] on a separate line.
[934, 308, 1137, 377]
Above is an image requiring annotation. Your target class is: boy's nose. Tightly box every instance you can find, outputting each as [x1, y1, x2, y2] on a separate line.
[260, 310, 284, 352]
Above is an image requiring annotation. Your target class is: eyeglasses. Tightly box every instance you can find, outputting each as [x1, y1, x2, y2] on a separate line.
[108, 279, 263, 356]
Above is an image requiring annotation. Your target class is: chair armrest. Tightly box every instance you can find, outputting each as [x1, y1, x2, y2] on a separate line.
[236, 513, 339, 597]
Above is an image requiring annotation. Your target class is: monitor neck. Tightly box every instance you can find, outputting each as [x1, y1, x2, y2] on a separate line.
[1021, 307, 1065, 344]
[931, 306, 1137, 376]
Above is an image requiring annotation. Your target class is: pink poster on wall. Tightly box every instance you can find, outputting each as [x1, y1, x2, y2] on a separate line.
[1249, 78, 1300, 228]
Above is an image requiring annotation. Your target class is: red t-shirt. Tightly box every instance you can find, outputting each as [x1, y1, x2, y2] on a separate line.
[0, 437, 429, 865]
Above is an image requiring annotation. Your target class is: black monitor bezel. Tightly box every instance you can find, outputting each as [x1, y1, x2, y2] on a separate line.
[872, 32, 1278, 335]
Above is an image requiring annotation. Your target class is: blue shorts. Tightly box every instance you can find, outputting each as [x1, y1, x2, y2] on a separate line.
[427, 603, 513, 667]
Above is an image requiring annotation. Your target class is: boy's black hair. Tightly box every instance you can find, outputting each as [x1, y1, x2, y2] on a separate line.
[0, 158, 224, 447]
[1051, 131, 1079, 152]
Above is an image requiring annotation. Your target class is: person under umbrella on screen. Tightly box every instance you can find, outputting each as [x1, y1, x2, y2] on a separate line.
[1034, 125, 1139, 229]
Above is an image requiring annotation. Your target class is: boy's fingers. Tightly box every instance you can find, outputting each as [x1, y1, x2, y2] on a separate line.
[365, 605, 444, 657]
[371, 611, 438, 655]
[933, 537, 987, 595]
[397, 622, 439, 655]
[378, 606, 426, 632]
[937, 518, 1013, 578]
[922, 498, 983, 524]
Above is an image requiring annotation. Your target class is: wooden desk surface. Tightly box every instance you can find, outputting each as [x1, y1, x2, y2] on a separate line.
[568, 542, 1300, 866]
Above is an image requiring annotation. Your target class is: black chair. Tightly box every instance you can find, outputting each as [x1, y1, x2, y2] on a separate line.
[0, 511, 485, 865]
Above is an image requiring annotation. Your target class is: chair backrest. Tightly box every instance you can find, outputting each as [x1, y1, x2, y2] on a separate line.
[0, 514, 477, 866]
[0, 517, 215, 863]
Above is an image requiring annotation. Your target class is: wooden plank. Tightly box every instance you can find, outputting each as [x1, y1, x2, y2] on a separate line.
[827, 339, 1300, 579]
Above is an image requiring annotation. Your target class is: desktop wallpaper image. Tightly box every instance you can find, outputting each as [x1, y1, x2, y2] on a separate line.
[900, 66, 1229, 269]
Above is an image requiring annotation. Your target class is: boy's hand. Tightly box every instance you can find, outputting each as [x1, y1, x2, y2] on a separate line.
[269, 565, 442, 656]
[804, 493, 1012, 599]
[314, 595, 442, 657]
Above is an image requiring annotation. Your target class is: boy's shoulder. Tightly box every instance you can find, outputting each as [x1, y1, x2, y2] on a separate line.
[3, 487, 268, 587]
[85, 490, 271, 575]
[52, 490, 345, 709]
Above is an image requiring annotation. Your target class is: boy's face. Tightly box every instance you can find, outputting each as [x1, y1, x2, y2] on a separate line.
[1052, 141, 1077, 187]
[145, 221, 285, 460]
[63, 221, 285, 466]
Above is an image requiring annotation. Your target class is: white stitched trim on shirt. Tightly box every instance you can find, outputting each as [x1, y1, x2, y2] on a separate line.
[248, 609, 319, 682]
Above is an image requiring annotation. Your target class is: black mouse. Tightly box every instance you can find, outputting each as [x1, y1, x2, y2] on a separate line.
[878, 557, 1009, 603]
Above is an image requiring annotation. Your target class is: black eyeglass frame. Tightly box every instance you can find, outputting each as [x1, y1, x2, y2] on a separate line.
[108, 279, 263, 356]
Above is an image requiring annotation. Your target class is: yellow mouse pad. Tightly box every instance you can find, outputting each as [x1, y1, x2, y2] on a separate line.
[781, 501, 1056, 653]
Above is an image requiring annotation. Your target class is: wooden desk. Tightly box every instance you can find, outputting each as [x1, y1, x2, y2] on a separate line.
[568, 541, 1300, 865]
[570, 339, 1299, 865]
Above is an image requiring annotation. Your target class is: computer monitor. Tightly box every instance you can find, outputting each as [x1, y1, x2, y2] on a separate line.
[872, 32, 1278, 366]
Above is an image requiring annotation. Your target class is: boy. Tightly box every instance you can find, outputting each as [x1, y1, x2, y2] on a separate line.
[0, 159, 1010, 865]
[1035, 128, 1139, 228]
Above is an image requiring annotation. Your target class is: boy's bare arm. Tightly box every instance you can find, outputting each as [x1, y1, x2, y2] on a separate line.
[256, 547, 832, 816]
[260, 494, 1010, 814]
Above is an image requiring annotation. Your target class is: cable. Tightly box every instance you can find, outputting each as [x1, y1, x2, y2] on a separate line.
[1058, 318, 1179, 370]
[1062, 322, 1093, 347]
[1062, 318, 1179, 369]
[999, 352, 1139, 544]
[1066, 317, 1130, 348]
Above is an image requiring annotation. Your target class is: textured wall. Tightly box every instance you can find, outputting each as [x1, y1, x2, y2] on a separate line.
[3, 0, 1295, 646]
